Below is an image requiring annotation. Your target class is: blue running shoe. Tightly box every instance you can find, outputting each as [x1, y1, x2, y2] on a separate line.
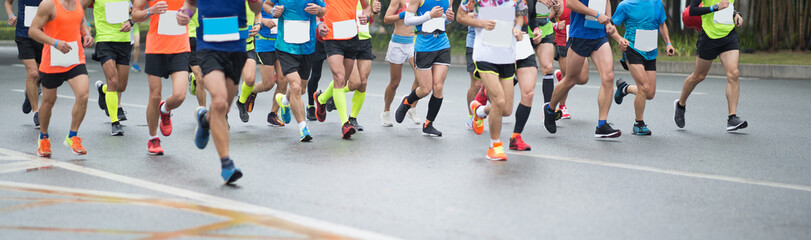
[131, 64, 141, 72]
[221, 161, 243, 184]
[275, 93, 291, 124]
[300, 126, 313, 142]
[614, 78, 628, 105]
[194, 107, 210, 149]
[633, 122, 652, 136]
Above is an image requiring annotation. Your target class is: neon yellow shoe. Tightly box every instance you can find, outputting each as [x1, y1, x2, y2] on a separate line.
[275, 93, 291, 124]
[64, 135, 87, 155]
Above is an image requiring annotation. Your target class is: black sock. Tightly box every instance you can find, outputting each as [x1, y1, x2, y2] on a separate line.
[677, 102, 686, 110]
[426, 96, 443, 122]
[513, 104, 531, 134]
[220, 156, 232, 168]
[406, 89, 421, 105]
[728, 114, 737, 120]
[635, 120, 645, 126]
[513, 78, 518, 86]
[542, 74, 554, 103]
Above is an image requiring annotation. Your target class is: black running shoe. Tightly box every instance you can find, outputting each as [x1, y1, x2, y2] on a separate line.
[33, 111, 39, 127]
[614, 78, 628, 105]
[422, 121, 442, 137]
[326, 97, 336, 112]
[313, 91, 326, 122]
[543, 103, 557, 134]
[341, 121, 356, 139]
[22, 93, 31, 114]
[117, 107, 127, 121]
[595, 123, 621, 138]
[95, 81, 106, 111]
[726, 115, 748, 131]
[674, 99, 685, 128]
[306, 106, 317, 121]
[348, 117, 364, 131]
[236, 100, 249, 123]
[111, 121, 124, 136]
[245, 93, 257, 112]
[267, 112, 284, 127]
[394, 95, 410, 124]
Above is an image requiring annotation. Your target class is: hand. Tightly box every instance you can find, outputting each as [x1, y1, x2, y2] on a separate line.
[605, 24, 616, 35]
[262, 18, 276, 29]
[556, 20, 566, 30]
[734, 14, 743, 27]
[428, 6, 443, 18]
[596, 13, 610, 25]
[249, 24, 260, 36]
[553, 0, 562, 10]
[617, 37, 629, 52]
[119, 21, 132, 32]
[55, 40, 72, 54]
[538, 0, 553, 7]
[83, 35, 94, 48]
[318, 23, 328, 36]
[445, 8, 454, 22]
[273, 5, 284, 18]
[373, 0, 382, 13]
[513, 27, 523, 41]
[666, 44, 675, 56]
[150, 1, 169, 15]
[532, 27, 542, 44]
[176, 7, 190, 25]
[304, 3, 321, 15]
[8, 15, 17, 26]
[479, 19, 496, 30]
[358, 14, 369, 25]
[717, 0, 730, 10]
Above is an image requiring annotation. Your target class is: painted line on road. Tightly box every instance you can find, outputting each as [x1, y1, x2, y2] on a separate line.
[0, 147, 401, 240]
[511, 151, 811, 193]
[12, 89, 147, 109]
[574, 85, 706, 95]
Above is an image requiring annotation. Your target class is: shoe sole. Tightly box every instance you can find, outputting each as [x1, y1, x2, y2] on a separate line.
[300, 135, 313, 142]
[487, 156, 507, 161]
[63, 141, 86, 155]
[225, 170, 243, 184]
[421, 132, 442, 137]
[633, 132, 652, 136]
[342, 128, 356, 139]
[726, 121, 748, 131]
[148, 151, 164, 156]
[509, 146, 531, 151]
[111, 132, 124, 136]
[595, 131, 622, 138]
[382, 123, 393, 127]
[37, 153, 51, 157]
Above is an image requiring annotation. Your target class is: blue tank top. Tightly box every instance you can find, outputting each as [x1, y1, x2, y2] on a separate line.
[414, 0, 450, 52]
[16, 0, 42, 37]
[257, 0, 277, 39]
[196, 0, 248, 52]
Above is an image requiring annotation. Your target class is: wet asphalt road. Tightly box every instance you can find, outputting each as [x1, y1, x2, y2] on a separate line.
[0, 46, 810, 239]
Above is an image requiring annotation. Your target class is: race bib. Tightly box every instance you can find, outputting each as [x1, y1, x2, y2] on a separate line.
[535, 2, 550, 16]
[24, 6, 37, 27]
[157, 11, 187, 35]
[422, 18, 445, 32]
[50, 41, 80, 67]
[356, 10, 369, 33]
[270, 19, 278, 34]
[515, 34, 534, 60]
[202, 16, 239, 42]
[104, 1, 129, 24]
[584, 0, 606, 29]
[283, 20, 309, 44]
[713, 5, 734, 25]
[634, 29, 658, 52]
[332, 19, 358, 39]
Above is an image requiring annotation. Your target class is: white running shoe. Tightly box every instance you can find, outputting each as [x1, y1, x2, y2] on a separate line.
[406, 108, 421, 125]
[381, 111, 393, 127]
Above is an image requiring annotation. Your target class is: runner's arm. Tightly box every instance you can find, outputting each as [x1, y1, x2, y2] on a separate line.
[383, 0, 400, 24]
[403, 0, 429, 26]
[248, 0, 261, 15]
[131, 0, 148, 23]
[4, 0, 15, 26]
[27, 0, 55, 45]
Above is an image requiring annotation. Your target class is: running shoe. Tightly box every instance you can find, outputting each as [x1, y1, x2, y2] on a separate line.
[63, 135, 87, 155]
[131, 64, 141, 72]
[23, 93, 31, 114]
[633, 122, 652, 136]
[543, 103, 558, 134]
[554, 69, 563, 82]
[394, 95, 410, 123]
[275, 93, 291, 124]
[726, 115, 748, 131]
[465, 115, 473, 130]
[245, 92, 257, 112]
[235, 99, 249, 123]
[33, 112, 39, 128]
[422, 121, 442, 137]
[118, 107, 127, 121]
[407, 107, 421, 125]
[470, 101, 485, 135]
[37, 138, 51, 157]
[614, 78, 628, 105]
[381, 111, 393, 127]
[475, 85, 488, 105]
[325, 97, 336, 112]
[159, 101, 172, 136]
[487, 142, 507, 161]
[560, 105, 571, 119]
[95, 80, 107, 111]
[509, 134, 531, 151]
[313, 91, 326, 122]
[300, 126, 313, 142]
[221, 159, 243, 184]
[348, 117, 364, 131]
[111, 121, 124, 136]
[194, 107, 210, 149]
[267, 112, 285, 127]
[188, 73, 197, 96]
[674, 99, 685, 128]
[595, 123, 621, 138]
[341, 121, 356, 139]
[147, 138, 164, 155]
[306, 106, 317, 121]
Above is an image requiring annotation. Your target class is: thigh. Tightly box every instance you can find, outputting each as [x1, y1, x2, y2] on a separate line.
[718, 50, 740, 75]
[627, 63, 649, 86]
[516, 67, 538, 92]
[590, 43, 614, 79]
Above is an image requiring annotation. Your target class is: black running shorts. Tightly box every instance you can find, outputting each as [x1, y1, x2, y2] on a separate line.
[40, 65, 87, 89]
[415, 48, 451, 70]
[568, 37, 609, 58]
[356, 39, 376, 60]
[277, 50, 312, 80]
[15, 36, 43, 63]
[145, 53, 190, 79]
[92, 42, 132, 65]
[697, 29, 739, 61]
[324, 36, 360, 59]
[474, 61, 516, 80]
[197, 50, 247, 85]
[621, 49, 656, 71]
[257, 51, 278, 66]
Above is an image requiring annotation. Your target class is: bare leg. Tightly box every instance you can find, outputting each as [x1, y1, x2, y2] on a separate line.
[204, 71, 237, 159]
[678, 57, 713, 106]
[590, 44, 615, 121]
[384, 62, 402, 112]
[191, 65, 206, 106]
[23, 59, 40, 112]
[66, 74, 89, 132]
[718, 50, 740, 115]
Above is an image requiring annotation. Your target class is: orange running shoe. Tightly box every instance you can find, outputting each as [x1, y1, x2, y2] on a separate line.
[487, 142, 507, 161]
[37, 138, 52, 157]
[470, 101, 485, 135]
[64, 136, 87, 155]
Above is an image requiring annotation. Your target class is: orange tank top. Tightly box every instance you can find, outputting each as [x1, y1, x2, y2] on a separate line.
[323, 0, 359, 40]
[40, 0, 86, 74]
[145, 0, 190, 54]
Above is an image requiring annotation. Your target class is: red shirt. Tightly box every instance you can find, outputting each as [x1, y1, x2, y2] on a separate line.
[554, 0, 570, 46]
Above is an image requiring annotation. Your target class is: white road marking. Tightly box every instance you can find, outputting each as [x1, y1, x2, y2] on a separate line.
[12, 89, 147, 109]
[11, 64, 25, 68]
[0, 147, 401, 240]
[573, 85, 706, 95]
[0, 161, 51, 174]
[511, 151, 811, 193]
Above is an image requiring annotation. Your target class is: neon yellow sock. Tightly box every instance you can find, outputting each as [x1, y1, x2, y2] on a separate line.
[238, 82, 254, 103]
[343, 85, 350, 91]
[317, 81, 334, 104]
[333, 87, 348, 124]
[350, 90, 365, 118]
[106, 90, 119, 122]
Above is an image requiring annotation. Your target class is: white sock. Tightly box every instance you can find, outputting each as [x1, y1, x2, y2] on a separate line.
[160, 102, 169, 114]
[149, 135, 158, 140]
[281, 95, 290, 105]
[476, 106, 487, 118]
[298, 121, 306, 130]
[490, 139, 501, 147]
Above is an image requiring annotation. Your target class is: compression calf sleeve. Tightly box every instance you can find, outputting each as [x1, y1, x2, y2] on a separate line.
[513, 104, 531, 134]
[350, 91, 366, 118]
[238, 82, 254, 104]
[317, 81, 335, 104]
[106, 90, 119, 123]
[333, 87, 349, 124]
[426, 95, 443, 122]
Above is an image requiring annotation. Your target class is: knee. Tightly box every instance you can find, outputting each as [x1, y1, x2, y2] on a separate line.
[522, 89, 534, 100]
[26, 70, 38, 81]
[727, 69, 739, 81]
[118, 84, 127, 93]
[210, 99, 228, 113]
[289, 84, 302, 95]
[601, 72, 615, 82]
[174, 92, 186, 103]
[541, 63, 554, 74]
[148, 92, 161, 103]
[76, 92, 89, 105]
[471, 80, 482, 89]
[645, 88, 656, 100]
[432, 84, 443, 95]
[691, 73, 706, 83]
[491, 98, 506, 111]
[388, 80, 400, 89]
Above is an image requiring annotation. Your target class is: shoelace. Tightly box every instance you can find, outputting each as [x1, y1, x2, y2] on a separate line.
[70, 137, 85, 150]
[40, 139, 51, 150]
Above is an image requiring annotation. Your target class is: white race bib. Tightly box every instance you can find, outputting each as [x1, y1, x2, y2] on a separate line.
[157, 11, 187, 35]
[713, 5, 735, 25]
[332, 19, 358, 39]
[515, 34, 534, 60]
[479, 6, 515, 48]
[585, 0, 606, 21]
[50, 41, 80, 67]
[24, 6, 37, 27]
[104, 1, 130, 24]
[356, 10, 369, 33]
[634, 29, 658, 52]
[535, 2, 550, 15]
[422, 18, 445, 32]
[270, 19, 278, 34]
[283, 20, 309, 44]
